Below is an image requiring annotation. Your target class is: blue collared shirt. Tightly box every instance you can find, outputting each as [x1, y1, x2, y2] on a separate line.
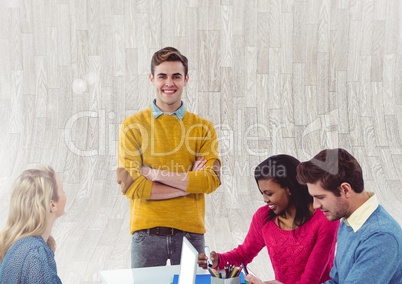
[151, 99, 185, 120]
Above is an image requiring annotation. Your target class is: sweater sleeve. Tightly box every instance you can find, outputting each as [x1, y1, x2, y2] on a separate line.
[186, 120, 221, 194]
[186, 158, 221, 194]
[217, 208, 266, 268]
[117, 121, 153, 199]
[295, 216, 339, 284]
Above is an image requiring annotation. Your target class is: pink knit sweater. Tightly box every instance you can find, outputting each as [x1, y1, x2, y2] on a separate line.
[217, 206, 339, 284]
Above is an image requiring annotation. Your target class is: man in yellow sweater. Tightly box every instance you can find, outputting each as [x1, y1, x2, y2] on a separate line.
[116, 47, 221, 268]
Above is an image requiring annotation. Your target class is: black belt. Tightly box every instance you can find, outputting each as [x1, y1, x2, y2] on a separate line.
[145, 227, 183, 236]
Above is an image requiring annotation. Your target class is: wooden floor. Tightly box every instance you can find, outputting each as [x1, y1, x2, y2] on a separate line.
[1, 0, 402, 283]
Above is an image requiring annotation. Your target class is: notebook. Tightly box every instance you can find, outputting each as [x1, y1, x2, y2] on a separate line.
[172, 274, 210, 284]
[172, 273, 246, 284]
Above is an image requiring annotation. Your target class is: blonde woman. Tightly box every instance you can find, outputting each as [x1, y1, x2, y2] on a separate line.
[0, 166, 66, 283]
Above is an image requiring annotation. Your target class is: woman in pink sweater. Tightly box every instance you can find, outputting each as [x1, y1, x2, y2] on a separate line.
[198, 155, 339, 284]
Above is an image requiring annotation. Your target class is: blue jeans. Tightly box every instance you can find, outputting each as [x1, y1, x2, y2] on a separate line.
[131, 230, 205, 268]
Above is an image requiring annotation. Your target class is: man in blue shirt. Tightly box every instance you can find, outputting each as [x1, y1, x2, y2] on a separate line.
[296, 148, 402, 284]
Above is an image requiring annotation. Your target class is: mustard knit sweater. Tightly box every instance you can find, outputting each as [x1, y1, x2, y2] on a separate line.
[118, 107, 221, 234]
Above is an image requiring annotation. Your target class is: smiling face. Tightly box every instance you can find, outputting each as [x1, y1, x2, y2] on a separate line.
[258, 179, 292, 215]
[149, 61, 189, 113]
[307, 182, 349, 221]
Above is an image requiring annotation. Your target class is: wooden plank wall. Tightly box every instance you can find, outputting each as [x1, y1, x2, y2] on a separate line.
[0, 0, 401, 282]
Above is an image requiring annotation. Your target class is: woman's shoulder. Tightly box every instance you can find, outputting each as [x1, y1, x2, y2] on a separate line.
[254, 204, 269, 216]
[2, 237, 49, 271]
[252, 205, 272, 225]
[14, 236, 45, 247]
[11, 236, 51, 257]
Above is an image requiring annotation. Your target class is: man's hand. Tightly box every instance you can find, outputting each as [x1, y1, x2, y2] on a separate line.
[141, 166, 158, 181]
[142, 157, 212, 193]
[192, 157, 207, 171]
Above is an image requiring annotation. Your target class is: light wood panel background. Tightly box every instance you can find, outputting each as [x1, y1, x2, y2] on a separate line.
[1, 0, 402, 283]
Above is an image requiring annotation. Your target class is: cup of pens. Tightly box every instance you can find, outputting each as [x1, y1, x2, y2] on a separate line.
[208, 263, 242, 284]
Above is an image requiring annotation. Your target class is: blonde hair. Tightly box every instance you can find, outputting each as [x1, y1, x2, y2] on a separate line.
[0, 166, 59, 263]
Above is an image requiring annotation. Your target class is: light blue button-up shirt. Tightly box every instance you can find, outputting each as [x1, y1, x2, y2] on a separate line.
[151, 99, 185, 120]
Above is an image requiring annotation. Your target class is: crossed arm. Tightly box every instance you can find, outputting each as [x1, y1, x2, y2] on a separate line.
[143, 157, 212, 200]
[117, 157, 220, 200]
[117, 120, 221, 200]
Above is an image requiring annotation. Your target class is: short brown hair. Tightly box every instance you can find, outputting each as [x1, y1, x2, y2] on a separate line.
[296, 148, 364, 196]
[150, 47, 188, 76]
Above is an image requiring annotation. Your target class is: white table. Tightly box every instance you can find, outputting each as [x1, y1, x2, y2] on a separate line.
[99, 265, 209, 284]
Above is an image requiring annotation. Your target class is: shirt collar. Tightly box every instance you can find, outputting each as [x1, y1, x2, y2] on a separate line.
[343, 192, 379, 232]
[151, 99, 185, 120]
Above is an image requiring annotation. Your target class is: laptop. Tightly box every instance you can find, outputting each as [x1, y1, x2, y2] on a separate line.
[174, 238, 245, 284]
[178, 236, 199, 284]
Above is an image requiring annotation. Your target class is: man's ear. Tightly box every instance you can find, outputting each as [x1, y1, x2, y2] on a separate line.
[340, 182, 352, 197]
[184, 74, 189, 86]
[149, 73, 154, 83]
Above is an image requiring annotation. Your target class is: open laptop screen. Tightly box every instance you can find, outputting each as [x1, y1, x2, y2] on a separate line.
[178, 236, 198, 284]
